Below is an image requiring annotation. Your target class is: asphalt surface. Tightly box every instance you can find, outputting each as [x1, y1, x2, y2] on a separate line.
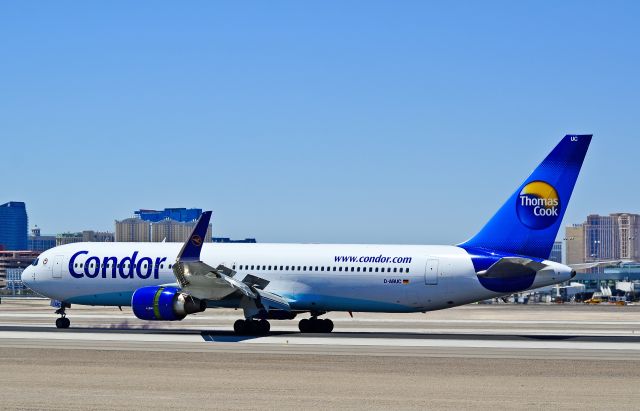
[2, 298, 640, 410]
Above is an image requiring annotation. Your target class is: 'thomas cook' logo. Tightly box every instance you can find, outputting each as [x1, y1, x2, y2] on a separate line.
[516, 181, 560, 230]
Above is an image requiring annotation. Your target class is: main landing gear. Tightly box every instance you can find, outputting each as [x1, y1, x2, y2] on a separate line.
[55, 306, 70, 329]
[234, 319, 270, 336]
[298, 317, 333, 333]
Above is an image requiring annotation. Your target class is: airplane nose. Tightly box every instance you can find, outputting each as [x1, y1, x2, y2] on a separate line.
[21, 266, 33, 287]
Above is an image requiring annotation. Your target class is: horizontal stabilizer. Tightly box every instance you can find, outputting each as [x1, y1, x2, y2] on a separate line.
[477, 257, 547, 279]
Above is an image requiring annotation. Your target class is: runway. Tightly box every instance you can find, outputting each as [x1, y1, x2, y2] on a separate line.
[3, 299, 640, 409]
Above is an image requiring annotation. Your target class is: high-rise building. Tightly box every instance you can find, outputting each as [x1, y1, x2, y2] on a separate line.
[549, 241, 562, 263]
[565, 213, 640, 265]
[28, 226, 56, 252]
[115, 218, 151, 242]
[152, 220, 212, 243]
[0, 202, 28, 250]
[116, 208, 212, 243]
[565, 224, 585, 265]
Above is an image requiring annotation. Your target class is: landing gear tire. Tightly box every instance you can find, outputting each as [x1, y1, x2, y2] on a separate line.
[233, 319, 246, 334]
[258, 319, 270, 334]
[233, 319, 271, 336]
[55, 317, 70, 329]
[298, 317, 333, 333]
[299, 318, 311, 333]
[323, 318, 334, 333]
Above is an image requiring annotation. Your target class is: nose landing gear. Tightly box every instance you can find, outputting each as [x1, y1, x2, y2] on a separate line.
[55, 306, 70, 329]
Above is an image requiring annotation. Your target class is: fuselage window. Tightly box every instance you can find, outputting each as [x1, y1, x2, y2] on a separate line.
[406, 268, 410, 273]
[279, 265, 283, 270]
[375, 267, 378, 272]
[285, 266, 289, 270]
[333, 267, 336, 271]
[393, 268, 397, 273]
[251, 265, 255, 270]
[297, 266, 301, 271]
[303, 266, 307, 271]
[356, 267, 360, 272]
[349, 267, 353, 272]
[338, 267, 342, 272]
[387, 267, 391, 272]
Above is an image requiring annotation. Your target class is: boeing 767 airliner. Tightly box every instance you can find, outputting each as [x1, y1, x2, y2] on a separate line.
[22, 135, 591, 335]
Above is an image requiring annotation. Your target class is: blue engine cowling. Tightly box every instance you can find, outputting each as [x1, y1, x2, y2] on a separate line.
[132, 286, 206, 321]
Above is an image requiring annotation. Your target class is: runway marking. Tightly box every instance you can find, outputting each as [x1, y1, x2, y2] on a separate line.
[201, 334, 640, 351]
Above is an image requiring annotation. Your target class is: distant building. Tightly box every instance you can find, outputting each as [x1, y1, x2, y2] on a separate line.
[28, 226, 56, 252]
[56, 232, 82, 246]
[115, 218, 151, 242]
[82, 230, 115, 243]
[135, 208, 203, 223]
[0, 202, 28, 250]
[212, 237, 257, 243]
[565, 213, 640, 267]
[116, 208, 212, 243]
[56, 230, 114, 246]
[565, 224, 585, 265]
[6, 268, 26, 294]
[0, 250, 39, 284]
[549, 241, 562, 263]
[151, 219, 212, 243]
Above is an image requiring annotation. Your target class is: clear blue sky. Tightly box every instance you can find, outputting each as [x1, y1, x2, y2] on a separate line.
[1, 1, 639, 244]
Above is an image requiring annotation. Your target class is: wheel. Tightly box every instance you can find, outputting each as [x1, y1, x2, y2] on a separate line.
[55, 317, 70, 329]
[299, 318, 310, 333]
[323, 319, 333, 333]
[233, 319, 246, 335]
[258, 319, 270, 335]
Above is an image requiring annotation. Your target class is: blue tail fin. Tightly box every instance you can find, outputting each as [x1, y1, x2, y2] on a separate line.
[459, 134, 591, 259]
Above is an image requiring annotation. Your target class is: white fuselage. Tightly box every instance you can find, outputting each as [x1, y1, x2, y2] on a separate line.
[22, 242, 572, 313]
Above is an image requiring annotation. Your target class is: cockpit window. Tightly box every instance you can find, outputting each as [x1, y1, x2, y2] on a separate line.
[31, 258, 39, 266]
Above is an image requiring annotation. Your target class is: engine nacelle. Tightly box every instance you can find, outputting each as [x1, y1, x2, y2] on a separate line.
[132, 286, 206, 321]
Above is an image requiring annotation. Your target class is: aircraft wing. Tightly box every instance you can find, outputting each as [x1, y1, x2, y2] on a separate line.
[172, 211, 290, 312]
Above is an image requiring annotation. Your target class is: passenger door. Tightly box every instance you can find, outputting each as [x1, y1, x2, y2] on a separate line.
[52, 255, 64, 279]
[424, 258, 438, 285]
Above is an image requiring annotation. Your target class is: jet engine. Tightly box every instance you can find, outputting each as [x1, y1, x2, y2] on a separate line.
[131, 286, 206, 321]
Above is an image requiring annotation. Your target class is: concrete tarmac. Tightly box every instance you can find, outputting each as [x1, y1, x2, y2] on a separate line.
[2, 298, 640, 410]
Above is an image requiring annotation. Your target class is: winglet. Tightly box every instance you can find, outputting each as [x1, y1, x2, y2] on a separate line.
[177, 211, 212, 262]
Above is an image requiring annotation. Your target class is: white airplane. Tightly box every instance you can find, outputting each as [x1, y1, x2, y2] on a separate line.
[22, 134, 591, 335]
